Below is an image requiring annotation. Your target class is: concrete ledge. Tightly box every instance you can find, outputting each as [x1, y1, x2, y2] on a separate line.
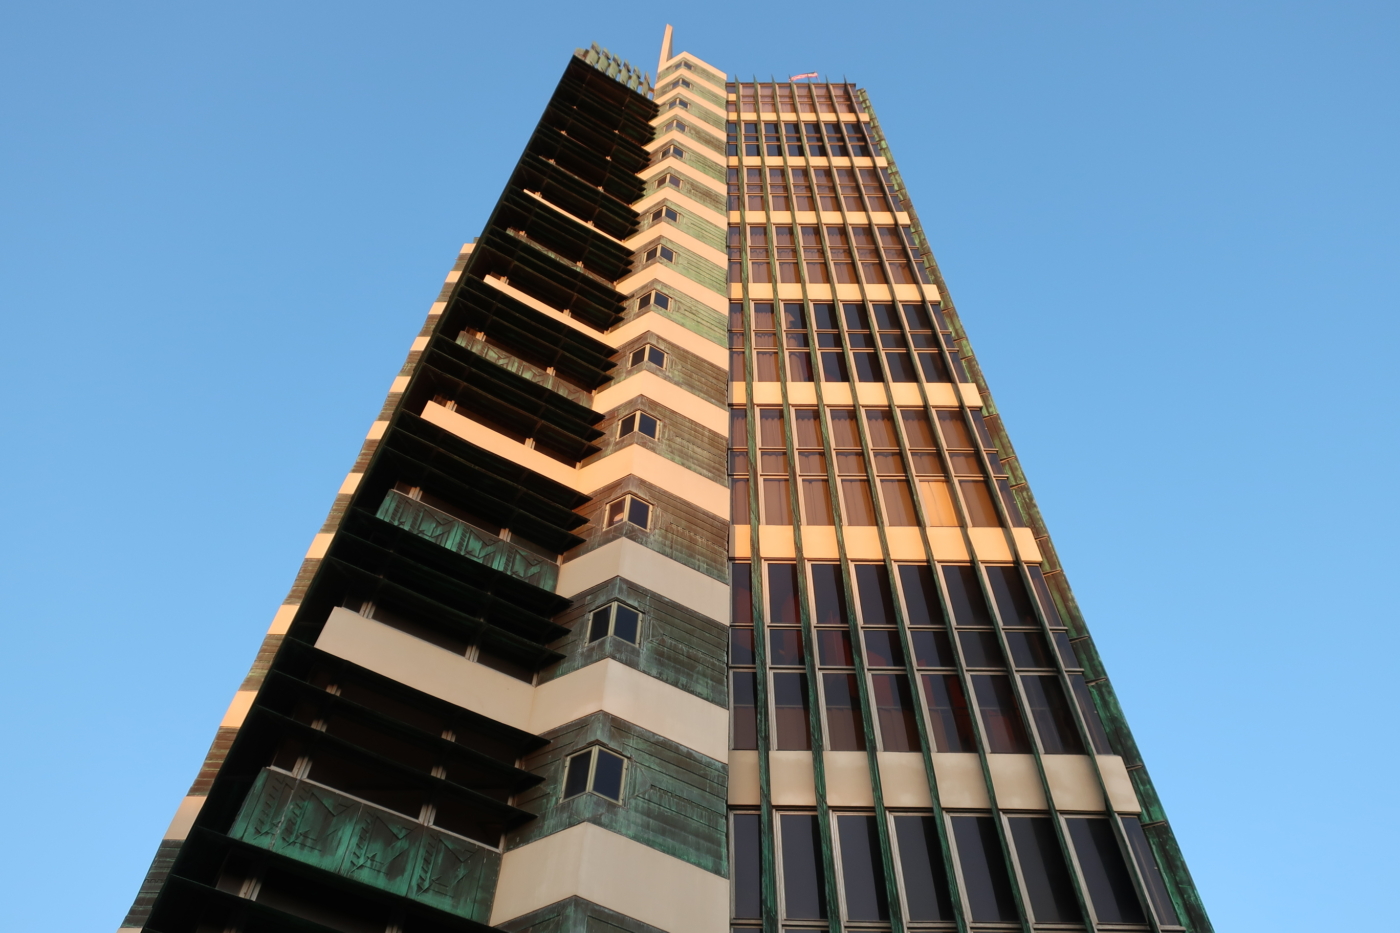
[490, 823, 727, 933]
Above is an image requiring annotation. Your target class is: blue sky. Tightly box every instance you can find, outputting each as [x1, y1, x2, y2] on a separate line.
[1, 2, 1396, 930]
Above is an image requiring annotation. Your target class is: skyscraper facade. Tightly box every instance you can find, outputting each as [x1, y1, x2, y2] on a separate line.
[121, 28, 1211, 933]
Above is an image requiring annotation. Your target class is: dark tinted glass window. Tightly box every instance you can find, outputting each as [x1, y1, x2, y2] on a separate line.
[853, 352, 883, 382]
[1122, 817, 1181, 925]
[562, 752, 590, 798]
[862, 629, 904, 668]
[951, 816, 1019, 921]
[769, 629, 804, 667]
[1009, 817, 1082, 923]
[871, 673, 921, 751]
[810, 563, 848, 625]
[972, 674, 1031, 753]
[1007, 630, 1054, 668]
[812, 302, 839, 329]
[941, 565, 992, 625]
[911, 629, 955, 668]
[1021, 675, 1085, 754]
[780, 814, 828, 919]
[822, 673, 867, 751]
[897, 564, 945, 625]
[591, 749, 625, 800]
[922, 674, 976, 752]
[836, 814, 890, 921]
[773, 672, 812, 750]
[985, 565, 1038, 626]
[732, 562, 753, 625]
[730, 628, 755, 666]
[1054, 632, 1081, 669]
[855, 563, 897, 625]
[1027, 565, 1063, 626]
[612, 605, 640, 643]
[732, 672, 758, 749]
[893, 815, 954, 921]
[1067, 819, 1146, 924]
[958, 630, 1005, 669]
[768, 563, 800, 625]
[733, 813, 763, 919]
[1070, 675, 1114, 753]
[817, 629, 854, 666]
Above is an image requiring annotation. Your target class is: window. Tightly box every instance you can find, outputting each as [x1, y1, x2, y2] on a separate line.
[732, 813, 763, 919]
[637, 290, 671, 311]
[649, 205, 680, 224]
[643, 245, 676, 263]
[836, 814, 890, 921]
[950, 815, 1019, 922]
[892, 815, 955, 920]
[1009, 817, 1083, 923]
[661, 144, 685, 160]
[561, 746, 626, 802]
[586, 602, 641, 644]
[1066, 818, 1148, 924]
[605, 495, 652, 529]
[664, 119, 687, 134]
[667, 97, 690, 110]
[617, 411, 659, 439]
[780, 814, 828, 920]
[629, 344, 667, 367]
[657, 172, 682, 188]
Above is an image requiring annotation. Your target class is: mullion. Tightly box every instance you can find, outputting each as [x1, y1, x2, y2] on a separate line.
[735, 112, 782, 933]
[758, 75, 846, 933]
[857, 90, 1162, 933]
[831, 88, 1030, 933]
[818, 84, 990, 931]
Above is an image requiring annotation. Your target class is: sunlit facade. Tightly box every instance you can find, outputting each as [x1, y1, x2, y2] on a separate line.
[120, 27, 1210, 933]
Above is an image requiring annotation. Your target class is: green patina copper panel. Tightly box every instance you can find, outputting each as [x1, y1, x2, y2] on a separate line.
[616, 280, 727, 347]
[510, 714, 728, 875]
[230, 769, 501, 923]
[637, 237, 727, 296]
[376, 490, 559, 591]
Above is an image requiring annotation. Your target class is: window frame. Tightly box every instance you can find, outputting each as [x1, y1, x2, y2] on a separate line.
[561, 745, 628, 803]
[617, 410, 660, 440]
[586, 601, 642, 645]
[605, 494, 653, 530]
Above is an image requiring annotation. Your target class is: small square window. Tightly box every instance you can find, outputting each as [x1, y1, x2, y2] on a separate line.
[664, 173, 682, 187]
[667, 98, 689, 110]
[643, 245, 675, 264]
[660, 246, 675, 262]
[637, 290, 671, 311]
[587, 601, 642, 644]
[618, 411, 659, 439]
[605, 494, 652, 529]
[668, 120, 688, 134]
[629, 344, 667, 367]
[649, 206, 680, 225]
[680, 78, 692, 88]
[663, 145, 685, 160]
[562, 746, 627, 802]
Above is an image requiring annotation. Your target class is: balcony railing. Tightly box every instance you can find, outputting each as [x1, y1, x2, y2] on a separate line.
[454, 331, 592, 406]
[375, 489, 559, 592]
[228, 768, 500, 922]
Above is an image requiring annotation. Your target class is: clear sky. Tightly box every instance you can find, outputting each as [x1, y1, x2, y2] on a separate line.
[1, 2, 1395, 930]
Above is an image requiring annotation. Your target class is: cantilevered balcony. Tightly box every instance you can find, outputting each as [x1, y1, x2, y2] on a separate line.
[374, 489, 559, 592]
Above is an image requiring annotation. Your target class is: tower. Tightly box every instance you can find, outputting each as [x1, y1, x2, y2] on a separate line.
[121, 29, 1211, 933]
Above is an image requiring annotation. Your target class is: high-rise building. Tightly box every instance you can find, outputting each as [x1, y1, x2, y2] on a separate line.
[121, 27, 1211, 933]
